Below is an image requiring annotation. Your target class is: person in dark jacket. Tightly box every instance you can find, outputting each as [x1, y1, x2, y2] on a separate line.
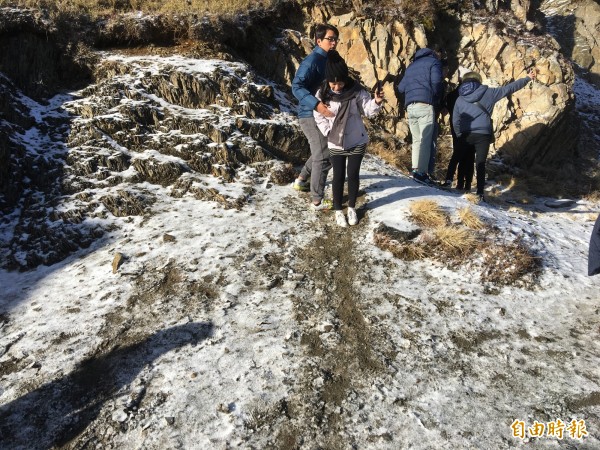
[452, 68, 537, 200]
[441, 79, 461, 187]
[589, 214, 600, 276]
[397, 48, 444, 184]
[291, 23, 339, 210]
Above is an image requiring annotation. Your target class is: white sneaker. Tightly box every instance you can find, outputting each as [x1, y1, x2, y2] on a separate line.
[310, 199, 333, 211]
[347, 207, 358, 226]
[292, 178, 309, 192]
[335, 210, 348, 227]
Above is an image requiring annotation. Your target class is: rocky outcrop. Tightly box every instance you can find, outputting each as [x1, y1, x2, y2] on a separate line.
[453, 18, 576, 165]
[0, 3, 587, 270]
[539, 0, 600, 86]
[0, 47, 306, 269]
[294, 5, 576, 166]
[0, 8, 93, 100]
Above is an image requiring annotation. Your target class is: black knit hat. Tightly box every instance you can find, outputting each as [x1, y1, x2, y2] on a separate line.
[325, 50, 348, 83]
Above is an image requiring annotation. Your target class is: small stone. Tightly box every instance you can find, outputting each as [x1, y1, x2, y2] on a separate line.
[544, 199, 576, 209]
[112, 252, 124, 274]
[112, 410, 128, 423]
[163, 233, 176, 243]
[164, 416, 175, 425]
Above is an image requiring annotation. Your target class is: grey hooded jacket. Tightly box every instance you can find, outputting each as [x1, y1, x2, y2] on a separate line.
[452, 76, 531, 137]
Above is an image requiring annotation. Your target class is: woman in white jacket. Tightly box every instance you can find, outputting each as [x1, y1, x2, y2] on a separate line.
[314, 50, 384, 227]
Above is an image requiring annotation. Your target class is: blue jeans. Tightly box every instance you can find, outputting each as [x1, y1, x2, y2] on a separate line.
[407, 103, 435, 174]
[428, 120, 439, 175]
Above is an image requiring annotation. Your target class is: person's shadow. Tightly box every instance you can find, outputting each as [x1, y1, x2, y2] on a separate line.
[0, 321, 214, 449]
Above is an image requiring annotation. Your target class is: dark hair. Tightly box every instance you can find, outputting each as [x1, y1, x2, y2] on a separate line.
[314, 23, 339, 41]
[318, 78, 355, 105]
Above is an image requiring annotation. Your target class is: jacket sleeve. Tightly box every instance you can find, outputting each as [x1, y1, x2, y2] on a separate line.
[431, 59, 444, 107]
[292, 59, 320, 112]
[397, 74, 406, 95]
[452, 99, 462, 137]
[489, 77, 531, 104]
[313, 89, 332, 136]
[357, 89, 382, 118]
[589, 214, 600, 276]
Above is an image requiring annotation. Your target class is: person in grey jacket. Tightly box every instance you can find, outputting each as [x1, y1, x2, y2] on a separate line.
[291, 23, 339, 210]
[452, 68, 536, 200]
[313, 51, 384, 227]
[396, 48, 444, 183]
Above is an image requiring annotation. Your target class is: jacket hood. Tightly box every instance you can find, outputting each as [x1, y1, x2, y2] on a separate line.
[458, 81, 487, 102]
[413, 48, 437, 60]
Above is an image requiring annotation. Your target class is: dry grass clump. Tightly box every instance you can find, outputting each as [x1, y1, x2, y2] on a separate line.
[463, 193, 481, 204]
[368, 138, 411, 171]
[481, 240, 542, 286]
[373, 223, 425, 261]
[409, 199, 449, 227]
[375, 199, 542, 287]
[457, 206, 485, 230]
[584, 190, 600, 203]
[0, 0, 275, 17]
[432, 225, 478, 256]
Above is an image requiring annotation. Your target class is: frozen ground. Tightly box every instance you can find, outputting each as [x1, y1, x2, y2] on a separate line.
[0, 49, 599, 449]
[1, 152, 599, 449]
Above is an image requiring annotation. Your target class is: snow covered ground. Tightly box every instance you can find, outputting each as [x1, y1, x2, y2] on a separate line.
[1, 150, 598, 448]
[0, 49, 599, 449]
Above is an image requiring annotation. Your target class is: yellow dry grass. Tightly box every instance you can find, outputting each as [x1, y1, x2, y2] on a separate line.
[465, 192, 488, 205]
[0, 0, 274, 16]
[372, 228, 425, 261]
[457, 206, 485, 230]
[368, 139, 411, 171]
[433, 225, 477, 255]
[584, 190, 600, 203]
[409, 199, 448, 227]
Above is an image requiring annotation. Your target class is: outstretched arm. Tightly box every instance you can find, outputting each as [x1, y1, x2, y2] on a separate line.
[490, 68, 536, 103]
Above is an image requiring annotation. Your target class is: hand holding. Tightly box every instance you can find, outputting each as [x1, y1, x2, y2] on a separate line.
[317, 102, 335, 118]
[375, 90, 385, 105]
[528, 68, 537, 81]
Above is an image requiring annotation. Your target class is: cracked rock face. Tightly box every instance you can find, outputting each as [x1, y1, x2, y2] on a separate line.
[539, 0, 600, 85]
[0, 4, 586, 271]
[0, 53, 305, 270]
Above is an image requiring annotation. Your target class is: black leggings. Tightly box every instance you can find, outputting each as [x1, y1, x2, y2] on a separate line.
[331, 153, 364, 210]
[445, 136, 461, 182]
[456, 133, 493, 194]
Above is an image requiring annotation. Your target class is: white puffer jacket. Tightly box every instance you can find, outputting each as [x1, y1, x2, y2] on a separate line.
[314, 87, 381, 151]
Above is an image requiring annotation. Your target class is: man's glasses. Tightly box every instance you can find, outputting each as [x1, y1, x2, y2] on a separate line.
[323, 36, 339, 42]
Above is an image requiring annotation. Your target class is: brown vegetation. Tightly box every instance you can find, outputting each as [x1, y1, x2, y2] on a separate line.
[0, 0, 277, 16]
[409, 199, 449, 227]
[481, 240, 542, 286]
[457, 206, 485, 230]
[374, 199, 542, 287]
